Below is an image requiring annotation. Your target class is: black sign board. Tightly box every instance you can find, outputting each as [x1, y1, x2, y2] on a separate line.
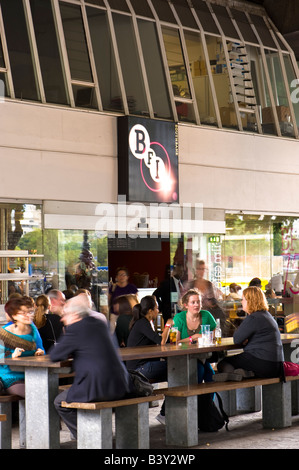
[118, 116, 179, 203]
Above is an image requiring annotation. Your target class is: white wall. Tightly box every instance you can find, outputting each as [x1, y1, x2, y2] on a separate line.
[0, 100, 299, 215]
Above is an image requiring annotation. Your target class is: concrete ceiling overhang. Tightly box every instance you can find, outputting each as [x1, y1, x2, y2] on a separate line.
[247, 0, 299, 59]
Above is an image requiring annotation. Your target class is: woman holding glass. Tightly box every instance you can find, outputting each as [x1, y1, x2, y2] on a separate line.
[0, 296, 45, 397]
[216, 286, 284, 380]
[173, 289, 216, 383]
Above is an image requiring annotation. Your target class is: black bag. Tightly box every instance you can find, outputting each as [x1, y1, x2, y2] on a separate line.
[128, 369, 154, 397]
[198, 392, 229, 432]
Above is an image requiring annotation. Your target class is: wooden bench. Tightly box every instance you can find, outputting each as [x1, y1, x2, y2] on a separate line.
[61, 393, 164, 449]
[160, 374, 299, 446]
[0, 395, 26, 449]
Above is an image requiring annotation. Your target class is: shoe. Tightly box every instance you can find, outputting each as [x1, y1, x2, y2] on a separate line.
[156, 413, 166, 425]
[234, 369, 255, 378]
[212, 372, 243, 382]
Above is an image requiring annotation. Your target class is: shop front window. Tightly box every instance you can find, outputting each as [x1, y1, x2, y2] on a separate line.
[43, 229, 108, 313]
[0, 203, 42, 308]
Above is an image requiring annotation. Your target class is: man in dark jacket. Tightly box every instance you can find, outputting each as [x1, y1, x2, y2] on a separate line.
[50, 295, 133, 439]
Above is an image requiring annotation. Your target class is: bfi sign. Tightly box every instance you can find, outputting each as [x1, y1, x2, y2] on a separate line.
[118, 117, 179, 203]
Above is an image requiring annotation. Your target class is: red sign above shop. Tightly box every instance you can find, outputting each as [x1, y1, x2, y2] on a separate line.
[118, 116, 179, 203]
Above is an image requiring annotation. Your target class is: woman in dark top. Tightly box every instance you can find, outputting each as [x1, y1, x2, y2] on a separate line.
[114, 294, 138, 347]
[126, 296, 172, 424]
[216, 286, 284, 380]
[34, 294, 63, 353]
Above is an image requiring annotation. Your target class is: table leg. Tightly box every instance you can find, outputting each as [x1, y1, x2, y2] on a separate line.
[25, 368, 60, 449]
[165, 355, 199, 447]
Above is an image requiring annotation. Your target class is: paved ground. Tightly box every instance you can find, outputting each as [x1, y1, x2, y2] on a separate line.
[10, 398, 299, 451]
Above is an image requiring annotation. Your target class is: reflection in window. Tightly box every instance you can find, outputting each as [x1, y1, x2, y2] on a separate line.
[138, 19, 172, 120]
[86, 7, 124, 112]
[30, 0, 68, 105]
[113, 13, 148, 115]
[284, 54, 299, 130]
[162, 26, 194, 123]
[0, 203, 42, 304]
[184, 31, 217, 125]
[162, 26, 190, 99]
[60, 3, 92, 82]
[204, 35, 238, 129]
[265, 49, 294, 137]
[1, 0, 39, 101]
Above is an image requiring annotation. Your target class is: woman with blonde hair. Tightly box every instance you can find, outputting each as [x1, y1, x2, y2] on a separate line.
[215, 286, 284, 381]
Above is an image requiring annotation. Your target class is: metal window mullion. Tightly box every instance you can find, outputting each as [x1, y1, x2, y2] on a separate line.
[147, 0, 178, 122]
[207, 1, 243, 130]
[246, 13, 281, 137]
[0, 4, 15, 99]
[189, 6, 222, 128]
[169, 2, 200, 125]
[23, 0, 46, 103]
[52, 0, 75, 107]
[127, 0, 154, 119]
[103, 0, 129, 115]
[80, 2, 103, 111]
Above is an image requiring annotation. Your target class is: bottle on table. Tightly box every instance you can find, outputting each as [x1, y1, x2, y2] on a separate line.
[215, 318, 222, 345]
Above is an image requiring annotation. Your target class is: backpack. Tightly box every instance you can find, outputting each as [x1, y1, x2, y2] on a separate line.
[284, 361, 299, 376]
[197, 392, 229, 432]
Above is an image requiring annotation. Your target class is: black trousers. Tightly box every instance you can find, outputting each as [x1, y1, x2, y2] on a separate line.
[217, 352, 283, 378]
[54, 389, 78, 439]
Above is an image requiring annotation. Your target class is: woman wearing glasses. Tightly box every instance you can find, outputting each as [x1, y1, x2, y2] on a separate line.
[0, 296, 45, 397]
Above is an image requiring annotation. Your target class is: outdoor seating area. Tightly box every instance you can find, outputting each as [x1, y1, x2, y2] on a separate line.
[2, 334, 299, 450]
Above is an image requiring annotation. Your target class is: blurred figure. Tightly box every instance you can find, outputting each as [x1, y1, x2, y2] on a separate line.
[189, 259, 227, 334]
[109, 267, 138, 333]
[114, 294, 138, 347]
[47, 289, 66, 317]
[226, 283, 242, 300]
[34, 294, 64, 353]
[249, 277, 262, 288]
[153, 263, 185, 324]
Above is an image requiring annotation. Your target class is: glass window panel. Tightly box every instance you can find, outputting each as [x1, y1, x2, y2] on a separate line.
[72, 84, 97, 109]
[265, 49, 294, 137]
[151, 0, 177, 24]
[192, 0, 219, 35]
[1, 0, 39, 101]
[30, 0, 68, 105]
[249, 14, 276, 49]
[175, 100, 196, 123]
[0, 72, 8, 97]
[205, 35, 238, 129]
[162, 26, 190, 99]
[129, 0, 154, 18]
[85, 0, 106, 6]
[172, 0, 198, 29]
[113, 13, 149, 115]
[138, 19, 172, 119]
[230, 9, 259, 44]
[184, 30, 217, 126]
[60, 2, 93, 82]
[86, 7, 124, 112]
[106, 0, 130, 13]
[255, 48, 278, 136]
[0, 37, 5, 68]
[210, 4, 239, 40]
[284, 54, 299, 130]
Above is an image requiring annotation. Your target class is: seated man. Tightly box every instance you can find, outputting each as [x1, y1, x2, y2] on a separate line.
[50, 295, 134, 439]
